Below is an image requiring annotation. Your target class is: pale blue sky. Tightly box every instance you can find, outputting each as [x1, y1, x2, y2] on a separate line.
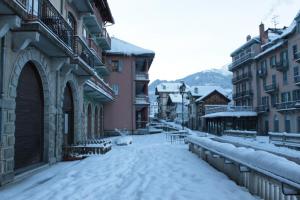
[107, 0, 300, 82]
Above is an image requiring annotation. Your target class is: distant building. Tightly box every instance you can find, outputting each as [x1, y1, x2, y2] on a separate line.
[155, 82, 189, 119]
[196, 89, 231, 131]
[104, 38, 155, 134]
[229, 11, 300, 134]
[150, 101, 159, 118]
[166, 93, 189, 124]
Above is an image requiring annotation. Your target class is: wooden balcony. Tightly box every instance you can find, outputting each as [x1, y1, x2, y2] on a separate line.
[229, 53, 254, 72]
[275, 60, 289, 72]
[232, 72, 252, 84]
[294, 75, 300, 86]
[276, 101, 300, 112]
[264, 83, 278, 94]
[257, 104, 269, 114]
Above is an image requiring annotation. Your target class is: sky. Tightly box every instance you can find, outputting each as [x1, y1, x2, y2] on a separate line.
[106, 0, 300, 83]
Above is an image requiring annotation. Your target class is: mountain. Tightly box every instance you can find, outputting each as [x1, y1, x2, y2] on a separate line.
[149, 66, 232, 95]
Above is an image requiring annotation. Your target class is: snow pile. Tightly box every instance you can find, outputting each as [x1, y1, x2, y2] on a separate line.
[115, 136, 133, 145]
[203, 111, 257, 118]
[187, 136, 300, 185]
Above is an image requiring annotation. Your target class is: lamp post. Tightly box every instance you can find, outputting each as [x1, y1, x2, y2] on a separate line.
[179, 81, 186, 130]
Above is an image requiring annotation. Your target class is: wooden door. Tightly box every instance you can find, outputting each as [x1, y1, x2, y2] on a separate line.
[15, 62, 44, 170]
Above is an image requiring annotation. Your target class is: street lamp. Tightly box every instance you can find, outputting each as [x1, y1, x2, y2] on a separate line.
[179, 81, 186, 130]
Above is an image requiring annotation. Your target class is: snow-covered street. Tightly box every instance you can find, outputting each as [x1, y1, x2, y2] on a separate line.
[0, 134, 256, 200]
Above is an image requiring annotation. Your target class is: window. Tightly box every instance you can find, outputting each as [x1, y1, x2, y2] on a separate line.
[83, 27, 87, 39]
[281, 92, 291, 102]
[292, 89, 300, 101]
[112, 84, 119, 95]
[261, 96, 269, 105]
[294, 66, 299, 79]
[293, 45, 298, 59]
[261, 59, 267, 71]
[274, 115, 279, 132]
[270, 55, 276, 67]
[272, 74, 276, 84]
[285, 116, 291, 133]
[283, 71, 288, 85]
[281, 50, 288, 63]
[111, 60, 123, 72]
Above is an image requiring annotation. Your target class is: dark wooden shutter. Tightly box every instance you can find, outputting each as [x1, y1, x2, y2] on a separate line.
[15, 62, 44, 170]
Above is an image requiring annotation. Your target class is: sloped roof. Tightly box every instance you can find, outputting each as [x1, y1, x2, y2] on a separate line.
[156, 82, 190, 93]
[168, 93, 189, 104]
[189, 86, 226, 97]
[106, 37, 155, 56]
[195, 88, 230, 102]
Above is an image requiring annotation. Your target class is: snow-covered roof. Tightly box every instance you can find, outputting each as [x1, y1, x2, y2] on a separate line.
[230, 37, 260, 56]
[156, 82, 190, 93]
[189, 86, 223, 97]
[255, 40, 286, 59]
[168, 94, 183, 103]
[193, 86, 229, 102]
[106, 37, 155, 56]
[203, 111, 257, 118]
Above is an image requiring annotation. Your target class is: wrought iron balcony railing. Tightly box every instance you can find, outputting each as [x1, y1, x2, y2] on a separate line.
[232, 72, 252, 84]
[275, 60, 289, 72]
[257, 104, 269, 113]
[229, 53, 255, 71]
[74, 36, 95, 68]
[276, 101, 300, 111]
[136, 72, 149, 81]
[232, 90, 253, 99]
[264, 83, 278, 93]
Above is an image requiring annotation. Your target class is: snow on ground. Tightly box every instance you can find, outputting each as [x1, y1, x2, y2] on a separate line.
[0, 134, 256, 200]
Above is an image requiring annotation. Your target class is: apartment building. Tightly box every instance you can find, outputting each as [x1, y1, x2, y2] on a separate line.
[103, 38, 155, 134]
[0, 0, 115, 185]
[230, 11, 300, 134]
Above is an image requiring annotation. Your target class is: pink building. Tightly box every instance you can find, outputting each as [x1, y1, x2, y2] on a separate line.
[103, 38, 155, 134]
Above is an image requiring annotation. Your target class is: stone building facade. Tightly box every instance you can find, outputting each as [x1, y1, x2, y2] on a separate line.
[0, 0, 115, 185]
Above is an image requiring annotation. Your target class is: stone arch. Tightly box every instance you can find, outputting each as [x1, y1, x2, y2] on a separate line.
[9, 47, 52, 165]
[87, 103, 92, 139]
[60, 76, 81, 144]
[94, 106, 99, 138]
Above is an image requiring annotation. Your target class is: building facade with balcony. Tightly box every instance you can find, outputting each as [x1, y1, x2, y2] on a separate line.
[103, 38, 155, 134]
[230, 11, 300, 134]
[0, 0, 115, 185]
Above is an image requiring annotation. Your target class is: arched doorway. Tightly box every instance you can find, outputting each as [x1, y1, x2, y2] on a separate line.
[95, 106, 99, 138]
[87, 104, 92, 139]
[63, 83, 74, 145]
[15, 62, 44, 170]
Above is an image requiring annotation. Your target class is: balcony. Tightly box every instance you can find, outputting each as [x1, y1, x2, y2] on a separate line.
[82, 3, 102, 35]
[232, 72, 252, 84]
[275, 60, 289, 72]
[294, 75, 300, 86]
[94, 28, 111, 50]
[229, 53, 254, 71]
[257, 104, 269, 113]
[205, 105, 255, 115]
[84, 77, 115, 102]
[135, 72, 149, 81]
[257, 68, 267, 78]
[276, 101, 300, 112]
[232, 90, 253, 100]
[68, 0, 93, 13]
[135, 95, 150, 105]
[74, 36, 95, 68]
[9, 0, 74, 57]
[264, 83, 278, 94]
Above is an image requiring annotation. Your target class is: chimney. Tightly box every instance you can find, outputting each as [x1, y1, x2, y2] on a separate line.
[246, 35, 251, 41]
[259, 23, 268, 44]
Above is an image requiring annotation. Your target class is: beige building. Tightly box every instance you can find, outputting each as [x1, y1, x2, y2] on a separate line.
[230, 12, 300, 134]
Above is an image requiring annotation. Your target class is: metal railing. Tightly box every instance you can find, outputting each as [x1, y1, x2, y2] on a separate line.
[232, 90, 253, 99]
[135, 95, 150, 104]
[257, 104, 269, 113]
[16, 0, 27, 9]
[23, 0, 74, 49]
[205, 105, 255, 115]
[229, 53, 255, 71]
[74, 36, 94, 68]
[90, 77, 114, 98]
[101, 28, 111, 46]
[232, 72, 252, 84]
[275, 60, 289, 71]
[89, 38, 103, 63]
[275, 101, 300, 111]
[264, 83, 278, 93]
[295, 52, 300, 62]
